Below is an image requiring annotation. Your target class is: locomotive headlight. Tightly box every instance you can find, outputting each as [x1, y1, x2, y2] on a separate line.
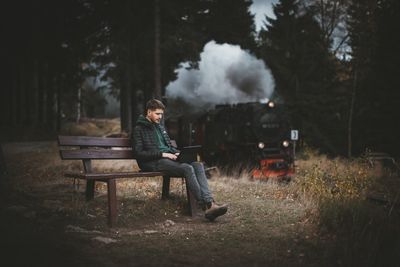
[282, 140, 290, 147]
[258, 142, 265, 149]
[268, 101, 275, 108]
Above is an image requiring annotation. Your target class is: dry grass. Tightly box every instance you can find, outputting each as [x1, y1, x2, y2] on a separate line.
[2, 138, 400, 266]
[2, 141, 322, 266]
[291, 147, 400, 266]
[294, 147, 375, 200]
[59, 118, 121, 137]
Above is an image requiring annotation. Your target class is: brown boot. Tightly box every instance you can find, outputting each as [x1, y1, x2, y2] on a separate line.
[205, 202, 228, 221]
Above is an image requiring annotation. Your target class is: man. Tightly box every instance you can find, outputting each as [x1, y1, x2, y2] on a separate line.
[133, 99, 228, 221]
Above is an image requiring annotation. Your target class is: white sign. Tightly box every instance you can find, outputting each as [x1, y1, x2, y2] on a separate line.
[291, 130, 299, 141]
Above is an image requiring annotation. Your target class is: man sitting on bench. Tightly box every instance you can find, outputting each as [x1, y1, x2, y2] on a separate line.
[132, 99, 228, 221]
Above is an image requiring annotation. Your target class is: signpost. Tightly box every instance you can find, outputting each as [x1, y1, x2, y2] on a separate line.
[291, 130, 299, 141]
[290, 130, 299, 163]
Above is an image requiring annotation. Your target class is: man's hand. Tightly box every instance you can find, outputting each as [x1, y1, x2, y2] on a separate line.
[162, 152, 179, 160]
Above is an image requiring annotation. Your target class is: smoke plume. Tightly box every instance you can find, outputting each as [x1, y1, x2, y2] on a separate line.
[166, 41, 275, 111]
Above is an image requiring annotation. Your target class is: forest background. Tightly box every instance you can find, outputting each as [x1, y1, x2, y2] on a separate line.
[1, 0, 399, 158]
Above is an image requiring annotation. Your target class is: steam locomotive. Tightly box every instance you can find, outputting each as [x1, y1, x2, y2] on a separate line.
[166, 100, 295, 181]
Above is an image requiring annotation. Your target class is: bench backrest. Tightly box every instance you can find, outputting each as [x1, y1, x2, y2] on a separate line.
[58, 136, 133, 160]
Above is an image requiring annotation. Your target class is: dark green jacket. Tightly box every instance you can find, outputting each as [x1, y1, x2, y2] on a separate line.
[132, 115, 178, 170]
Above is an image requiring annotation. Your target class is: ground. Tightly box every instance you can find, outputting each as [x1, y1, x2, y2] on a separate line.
[1, 140, 399, 266]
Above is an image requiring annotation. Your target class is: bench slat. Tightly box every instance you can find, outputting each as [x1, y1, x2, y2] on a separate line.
[60, 149, 133, 159]
[65, 171, 164, 180]
[58, 135, 131, 147]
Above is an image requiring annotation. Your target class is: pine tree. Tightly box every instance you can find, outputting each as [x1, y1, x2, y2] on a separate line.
[259, 0, 340, 153]
[1, 0, 94, 132]
[346, 0, 378, 155]
[87, 0, 258, 132]
[348, 0, 400, 155]
[202, 0, 256, 50]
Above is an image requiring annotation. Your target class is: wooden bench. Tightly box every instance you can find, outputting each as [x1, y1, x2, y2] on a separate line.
[58, 135, 197, 227]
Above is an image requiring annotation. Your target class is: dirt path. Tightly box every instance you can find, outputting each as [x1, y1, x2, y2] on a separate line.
[1, 141, 331, 267]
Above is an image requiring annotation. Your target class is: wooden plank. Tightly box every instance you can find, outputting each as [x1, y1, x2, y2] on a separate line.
[86, 180, 95, 200]
[60, 149, 133, 160]
[107, 179, 117, 227]
[64, 171, 164, 180]
[162, 176, 171, 199]
[83, 159, 95, 201]
[186, 185, 198, 217]
[58, 135, 131, 147]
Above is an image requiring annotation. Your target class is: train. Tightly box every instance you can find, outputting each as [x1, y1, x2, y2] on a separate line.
[166, 100, 296, 181]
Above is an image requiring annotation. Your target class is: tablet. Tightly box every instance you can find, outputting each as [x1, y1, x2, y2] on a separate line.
[177, 145, 201, 163]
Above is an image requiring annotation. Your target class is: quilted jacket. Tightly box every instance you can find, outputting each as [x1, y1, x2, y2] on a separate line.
[132, 115, 178, 170]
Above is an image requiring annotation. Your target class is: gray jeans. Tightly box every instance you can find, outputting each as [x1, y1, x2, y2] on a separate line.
[151, 159, 213, 205]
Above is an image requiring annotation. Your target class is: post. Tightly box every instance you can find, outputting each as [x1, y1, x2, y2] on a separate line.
[83, 159, 95, 201]
[162, 176, 170, 199]
[290, 130, 299, 170]
[292, 140, 296, 169]
[107, 179, 118, 227]
[0, 144, 6, 177]
[186, 184, 197, 217]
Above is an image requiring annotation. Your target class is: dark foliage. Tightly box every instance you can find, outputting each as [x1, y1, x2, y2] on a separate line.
[1, 0, 399, 157]
[348, 0, 400, 155]
[259, 0, 343, 154]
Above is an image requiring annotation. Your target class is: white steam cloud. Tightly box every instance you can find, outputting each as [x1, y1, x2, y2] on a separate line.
[166, 41, 275, 110]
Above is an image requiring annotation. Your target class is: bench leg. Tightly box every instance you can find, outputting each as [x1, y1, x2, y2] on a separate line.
[185, 182, 198, 217]
[86, 180, 95, 201]
[107, 179, 117, 227]
[162, 176, 170, 199]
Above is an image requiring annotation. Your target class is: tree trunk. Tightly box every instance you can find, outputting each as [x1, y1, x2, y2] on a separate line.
[76, 87, 81, 123]
[121, 62, 133, 134]
[56, 75, 61, 131]
[42, 62, 49, 125]
[53, 76, 60, 131]
[46, 68, 55, 129]
[18, 62, 25, 125]
[120, 0, 136, 134]
[25, 59, 32, 126]
[32, 59, 39, 126]
[11, 63, 18, 126]
[38, 61, 44, 125]
[1, 58, 12, 125]
[154, 0, 162, 99]
[347, 69, 357, 158]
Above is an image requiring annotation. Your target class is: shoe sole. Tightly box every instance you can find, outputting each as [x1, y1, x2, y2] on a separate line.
[205, 206, 228, 221]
